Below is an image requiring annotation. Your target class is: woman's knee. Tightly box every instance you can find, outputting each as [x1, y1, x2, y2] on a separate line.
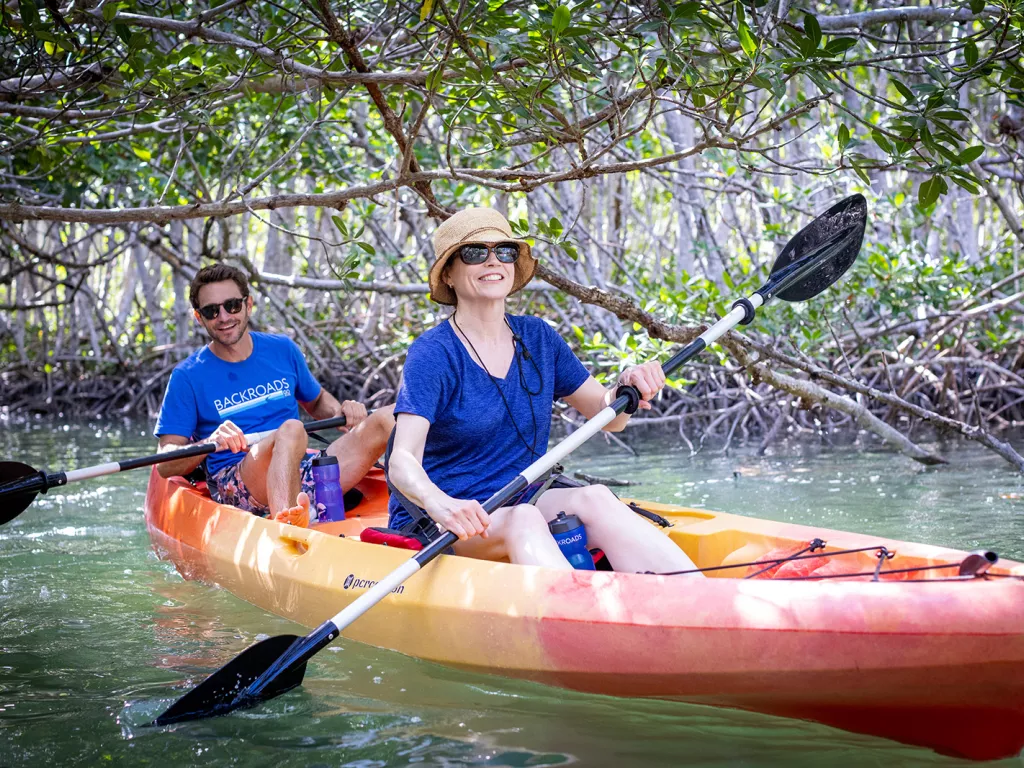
[503, 503, 550, 535]
[569, 485, 617, 516]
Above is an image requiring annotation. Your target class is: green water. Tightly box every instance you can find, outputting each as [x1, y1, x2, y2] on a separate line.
[1, 419, 1022, 767]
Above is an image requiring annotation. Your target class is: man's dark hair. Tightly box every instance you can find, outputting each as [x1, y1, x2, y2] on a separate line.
[189, 264, 250, 309]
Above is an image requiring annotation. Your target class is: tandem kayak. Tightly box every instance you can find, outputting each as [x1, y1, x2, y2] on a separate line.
[144, 467, 1024, 760]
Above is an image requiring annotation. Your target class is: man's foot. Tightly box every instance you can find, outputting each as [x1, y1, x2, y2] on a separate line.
[274, 491, 310, 528]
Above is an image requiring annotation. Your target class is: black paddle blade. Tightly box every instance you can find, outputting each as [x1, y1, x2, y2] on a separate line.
[0, 461, 42, 524]
[762, 194, 867, 303]
[152, 633, 306, 726]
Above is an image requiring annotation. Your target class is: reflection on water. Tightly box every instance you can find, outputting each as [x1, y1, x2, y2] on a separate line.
[1, 419, 1022, 766]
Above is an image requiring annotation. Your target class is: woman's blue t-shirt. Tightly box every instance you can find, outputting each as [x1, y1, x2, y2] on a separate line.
[154, 332, 322, 476]
[388, 315, 590, 528]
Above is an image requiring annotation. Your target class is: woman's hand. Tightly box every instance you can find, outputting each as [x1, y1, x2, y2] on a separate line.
[206, 420, 248, 452]
[424, 495, 490, 540]
[618, 361, 666, 411]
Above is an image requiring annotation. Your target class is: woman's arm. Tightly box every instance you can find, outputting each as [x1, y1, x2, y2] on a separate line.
[563, 362, 666, 432]
[388, 413, 490, 540]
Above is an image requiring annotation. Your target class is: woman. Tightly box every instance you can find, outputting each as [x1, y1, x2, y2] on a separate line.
[388, 207, 702, 575]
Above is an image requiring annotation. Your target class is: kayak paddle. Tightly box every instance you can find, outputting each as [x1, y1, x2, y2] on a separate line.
[153, 193, 867, 726]
[0, 415, 349, 525]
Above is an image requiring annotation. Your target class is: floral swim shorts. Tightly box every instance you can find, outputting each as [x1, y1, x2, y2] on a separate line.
[208, 453, 317, 519]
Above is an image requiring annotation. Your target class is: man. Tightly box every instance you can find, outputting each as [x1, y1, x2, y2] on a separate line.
[155, 264, 394, 526]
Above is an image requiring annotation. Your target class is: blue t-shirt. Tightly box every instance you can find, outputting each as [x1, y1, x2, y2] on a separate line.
[388, 315, 590, 527]
[154, 332, 322, 476]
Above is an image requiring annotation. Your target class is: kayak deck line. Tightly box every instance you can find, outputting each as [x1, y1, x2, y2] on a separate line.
[144, 468, 1024, 760]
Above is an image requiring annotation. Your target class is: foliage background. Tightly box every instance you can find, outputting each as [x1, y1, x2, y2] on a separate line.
[2, 0, 1024, 462]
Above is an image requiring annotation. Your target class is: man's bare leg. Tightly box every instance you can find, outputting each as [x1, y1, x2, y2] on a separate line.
[326, 405, 396, 491]
[239, 418, 310, 524]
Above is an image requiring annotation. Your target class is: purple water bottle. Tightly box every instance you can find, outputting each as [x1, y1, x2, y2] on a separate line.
[548, 512, 595, 571]
[312, 454, 345, 522]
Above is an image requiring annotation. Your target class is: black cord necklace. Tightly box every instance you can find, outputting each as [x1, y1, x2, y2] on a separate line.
[452, 313, 543, 459]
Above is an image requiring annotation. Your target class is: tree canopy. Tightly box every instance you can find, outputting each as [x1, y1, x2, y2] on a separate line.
[2, 1, 1024, 470]
[3, 0, 1021, 225]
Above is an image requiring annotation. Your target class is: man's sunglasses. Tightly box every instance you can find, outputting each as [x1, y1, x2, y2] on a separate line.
[197, 297, 246, 320]
[455, 242, 521, 265]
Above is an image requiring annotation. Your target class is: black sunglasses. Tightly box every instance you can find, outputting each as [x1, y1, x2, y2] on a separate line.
[197, 297, 246, 320]
[456, 242, 521, 265]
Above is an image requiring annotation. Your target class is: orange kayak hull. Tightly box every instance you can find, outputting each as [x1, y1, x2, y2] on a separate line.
[144, 468, 1024, 760]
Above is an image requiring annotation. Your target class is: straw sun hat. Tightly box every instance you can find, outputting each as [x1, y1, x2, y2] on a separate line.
[428, 208, 535, 305]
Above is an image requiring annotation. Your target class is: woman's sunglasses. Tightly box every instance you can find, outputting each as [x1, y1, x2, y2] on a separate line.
[197, 297, 246, 320]
[455, 242, 521, 265]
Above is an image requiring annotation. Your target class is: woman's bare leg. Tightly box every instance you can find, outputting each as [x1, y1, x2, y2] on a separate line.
[452, 503, 572, 569]
[535, 486, 702, 575]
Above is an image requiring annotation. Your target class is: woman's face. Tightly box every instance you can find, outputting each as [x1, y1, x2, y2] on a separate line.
[444, 243, 516, 305]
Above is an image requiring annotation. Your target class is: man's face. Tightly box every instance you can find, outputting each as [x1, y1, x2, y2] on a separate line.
[193, 280, 252, 347]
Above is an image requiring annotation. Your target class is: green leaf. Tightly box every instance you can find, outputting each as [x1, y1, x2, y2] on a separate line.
[331, 215, 348, 237]
[918, 176, 943, 208]
[919, 123, 935, 151]
[738, 22, 757, 58]
[552, 5, 571, 36]
[970, 0, 984, 12]
[20, 0, 39, 29]
[891, 78, 915, 103]
[356, 241, 376, 255]
[190, 52, 203, 68]
[114, 23, 131, 44]
[932, 110, 967, 121]
[964, 40, 978, 67]
[838, 124, 850, 150]
[548, 216, 563, 238]
[950, 175, 981, 194]
[426, 65, 443, 91]
[803, 13, 821, 50]
[823, 37, 857, 56]
[871, 130, 893, 155]
[103, 2, 119, 21]
[933, 142, 962, 163]
[958, 145, 984, 164]
[132, 146, 152, 161]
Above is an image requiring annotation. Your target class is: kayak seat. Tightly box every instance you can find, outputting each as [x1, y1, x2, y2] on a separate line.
[359, 526, 428, 550]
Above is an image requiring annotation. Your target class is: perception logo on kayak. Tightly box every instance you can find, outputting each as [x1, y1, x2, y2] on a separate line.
[343, 573, 405, 594]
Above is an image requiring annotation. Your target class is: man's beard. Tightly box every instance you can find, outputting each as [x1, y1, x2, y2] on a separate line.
[208, 314, 249, 346]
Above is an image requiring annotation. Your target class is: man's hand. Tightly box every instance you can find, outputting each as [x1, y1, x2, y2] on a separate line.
[205, 420, 248, 453]
[338, 400, 368, 430]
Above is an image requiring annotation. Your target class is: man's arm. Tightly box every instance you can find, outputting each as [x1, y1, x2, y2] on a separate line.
[156, 422, 249, 478]
[156, 435, 205, 478]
